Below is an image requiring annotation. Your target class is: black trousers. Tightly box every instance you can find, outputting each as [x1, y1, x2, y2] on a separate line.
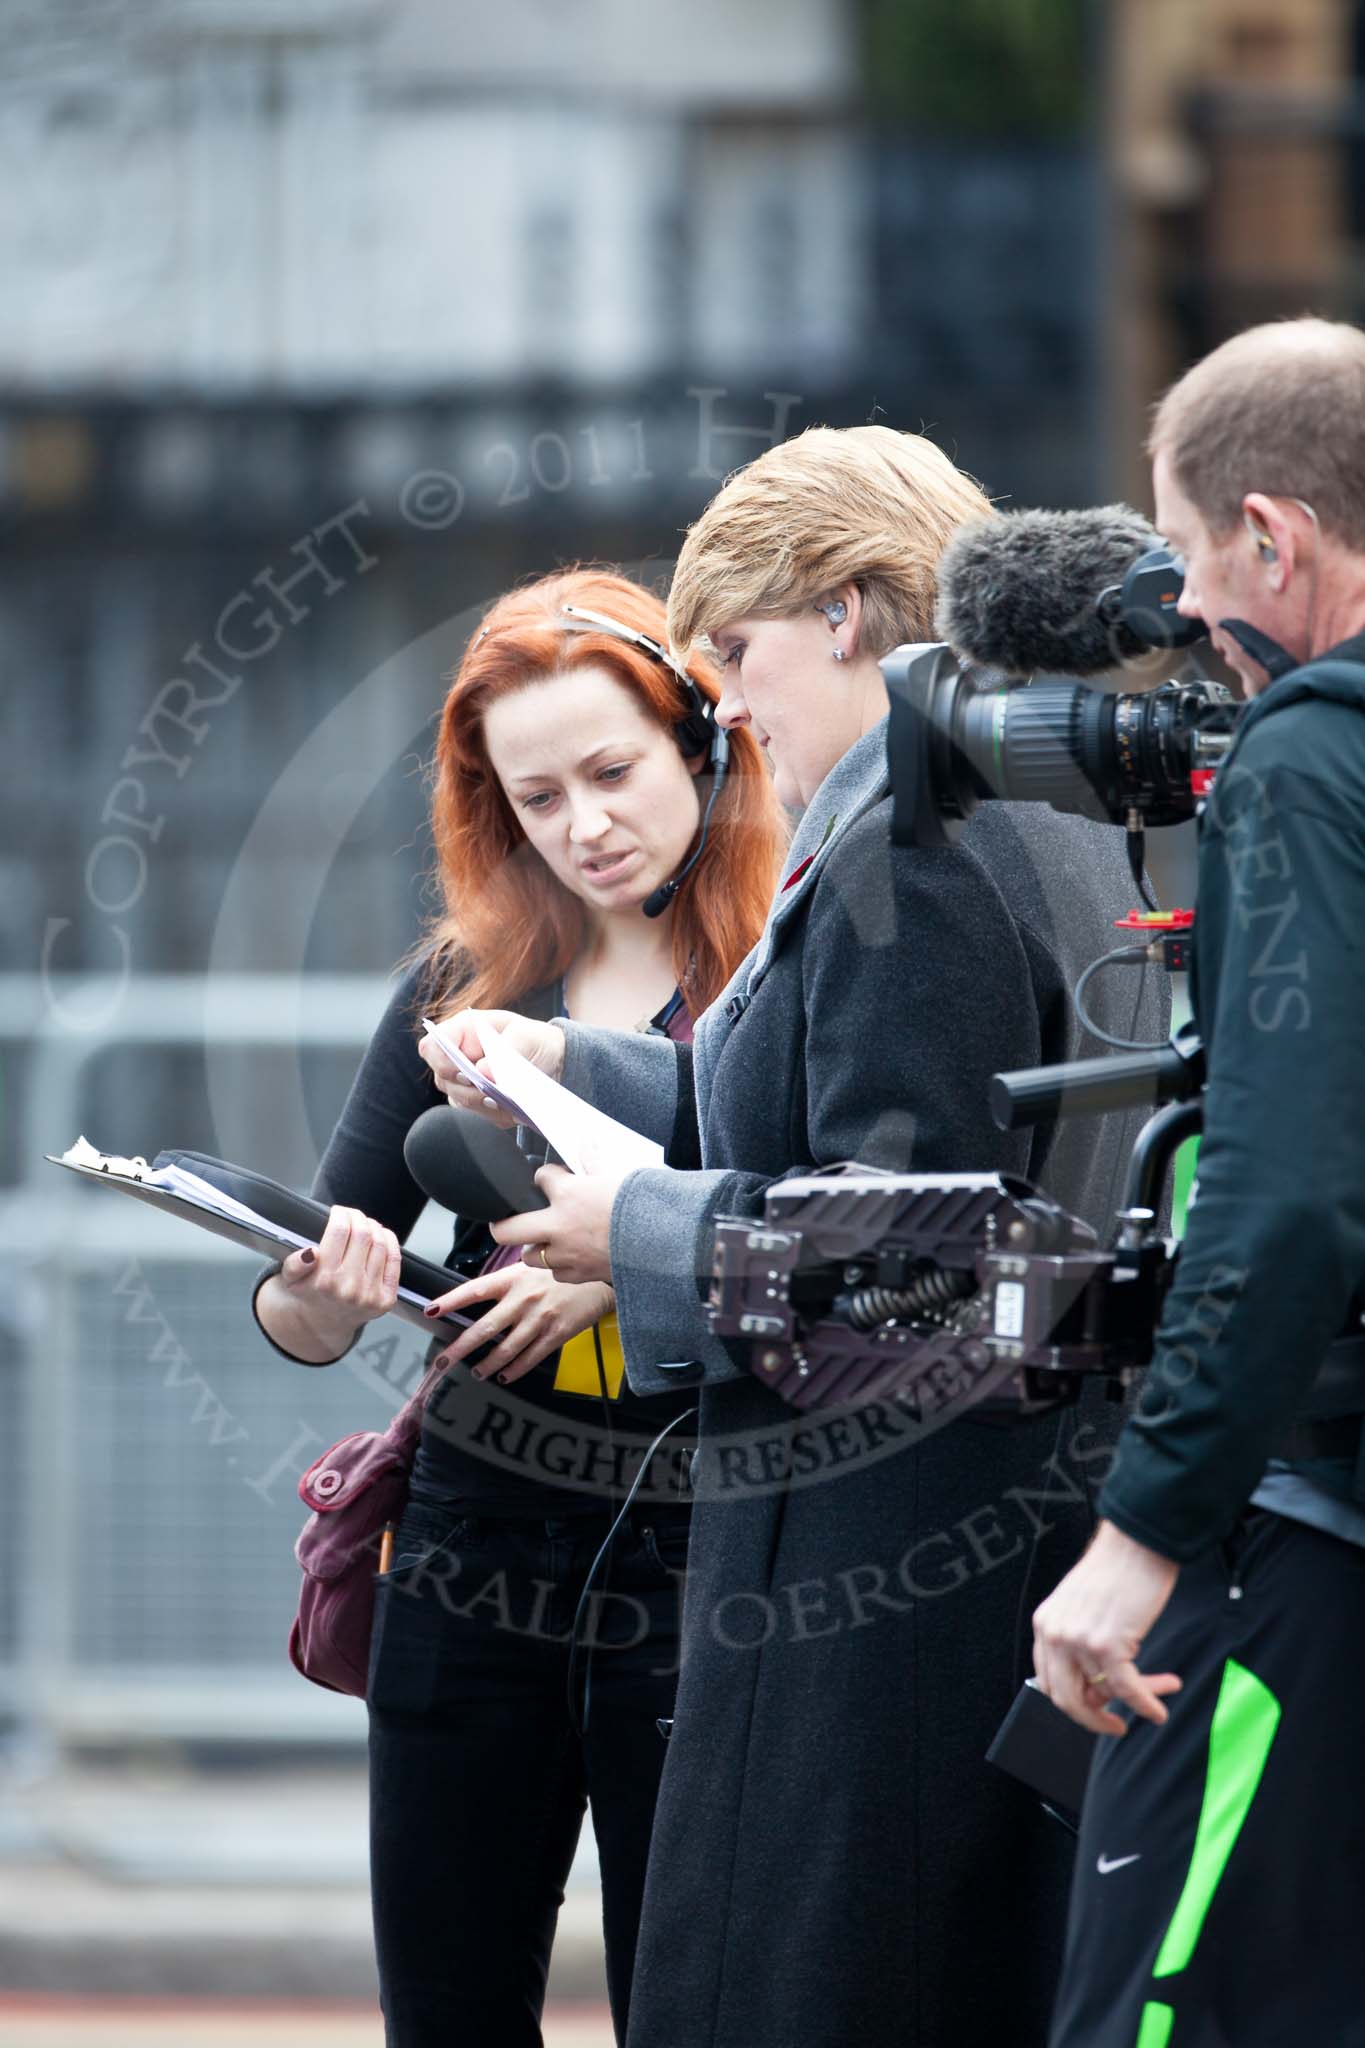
[367, 1495, 689, 2048]
[1050, 1508, 1365, 2048]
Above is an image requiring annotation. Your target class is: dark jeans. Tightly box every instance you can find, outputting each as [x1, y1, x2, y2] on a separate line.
[367, 1494, 689, 2048]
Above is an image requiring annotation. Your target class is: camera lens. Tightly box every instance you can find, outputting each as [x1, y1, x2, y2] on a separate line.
[885, 643, 1235, 845]
[956, 683, 1115, 821]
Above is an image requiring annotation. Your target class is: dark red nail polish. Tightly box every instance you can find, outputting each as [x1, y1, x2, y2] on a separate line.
[300, 1247, 317, 1267]
[423, 1303, 441, 1317]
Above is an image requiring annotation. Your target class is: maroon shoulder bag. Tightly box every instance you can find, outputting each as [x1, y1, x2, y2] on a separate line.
[289, 1360, 444, 1697]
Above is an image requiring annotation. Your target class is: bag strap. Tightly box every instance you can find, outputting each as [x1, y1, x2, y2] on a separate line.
[410, 1347, 451, 1415]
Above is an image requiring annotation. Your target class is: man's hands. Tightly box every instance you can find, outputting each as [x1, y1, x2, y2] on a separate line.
[1032, 1520, 1183, 1736]
[424, 1262, 614, 1384]
[417, 1009, 566, 1126]
[490, 1162, 628, 1286]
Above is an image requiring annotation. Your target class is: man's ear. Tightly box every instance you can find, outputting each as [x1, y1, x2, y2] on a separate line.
[1241, 493, 1295, 587]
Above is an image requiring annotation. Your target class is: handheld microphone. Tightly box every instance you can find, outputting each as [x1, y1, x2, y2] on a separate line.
[935, 506, 1201, 677]
[404, 1106, 550, 1223]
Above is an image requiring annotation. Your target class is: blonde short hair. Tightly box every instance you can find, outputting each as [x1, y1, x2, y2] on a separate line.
[667, 424, 997, 658]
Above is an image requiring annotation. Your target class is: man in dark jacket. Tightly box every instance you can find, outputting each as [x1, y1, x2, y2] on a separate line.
[1035, 317, 1365, 2048]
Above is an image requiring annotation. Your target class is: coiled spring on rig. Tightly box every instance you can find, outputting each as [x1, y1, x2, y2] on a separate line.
[844, 1263, 975, 1331]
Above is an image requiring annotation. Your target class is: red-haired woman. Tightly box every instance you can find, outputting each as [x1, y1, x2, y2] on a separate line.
[253, 568, 785, 2048]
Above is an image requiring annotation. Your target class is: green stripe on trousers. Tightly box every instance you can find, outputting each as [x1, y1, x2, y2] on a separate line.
[1136, 2004, 1173, 2048]
[1131, 1656, 1281, 2045]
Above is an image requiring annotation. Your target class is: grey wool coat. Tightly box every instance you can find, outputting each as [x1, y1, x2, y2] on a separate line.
[559, 714, 1169, 2048]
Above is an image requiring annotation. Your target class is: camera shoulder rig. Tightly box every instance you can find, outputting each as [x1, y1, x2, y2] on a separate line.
[707, 1165, 1172, 1421]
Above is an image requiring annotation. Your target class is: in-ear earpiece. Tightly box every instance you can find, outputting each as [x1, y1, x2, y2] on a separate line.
[817, 600, 848, 625]
[1243, 513, 1278, 566]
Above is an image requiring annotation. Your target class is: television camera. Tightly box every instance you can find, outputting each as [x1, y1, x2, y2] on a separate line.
[708, 506, 1231, 1422]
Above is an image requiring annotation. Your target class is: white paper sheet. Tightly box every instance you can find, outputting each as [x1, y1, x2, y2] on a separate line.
[477, 1023, 664, 1176]
[420, 1018, 664, 1176]
[420, 1017, 530, 1120]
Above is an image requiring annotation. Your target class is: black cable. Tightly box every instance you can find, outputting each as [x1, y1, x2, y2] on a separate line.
[1009, 1402, 1069, 1692]
[1012, 952, 1149, 1695]
[1098, 949, 1153, 1242]
[1022, 958, 1145, 1830]
[1126, 827, 1157, 913]
[643, 732, 731, 917]
[578, 1320, 617, 1736]
[566, 1405, 697, 1737]
[1078, 939, 1151, 1508]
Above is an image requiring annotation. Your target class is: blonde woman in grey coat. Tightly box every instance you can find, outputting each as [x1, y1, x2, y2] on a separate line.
[423, 426, 1167, 2048]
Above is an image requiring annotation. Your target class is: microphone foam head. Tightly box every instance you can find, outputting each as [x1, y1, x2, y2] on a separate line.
[403, 1105, 547, 1224]
[934, 505, 1164, 678]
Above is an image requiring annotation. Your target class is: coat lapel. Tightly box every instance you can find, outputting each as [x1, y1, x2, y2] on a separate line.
[744, 723, 892, 987]
[692, 716, 896, 1115]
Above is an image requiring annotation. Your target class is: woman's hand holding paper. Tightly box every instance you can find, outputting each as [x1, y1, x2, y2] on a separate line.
[418, 1009, 566, 1125]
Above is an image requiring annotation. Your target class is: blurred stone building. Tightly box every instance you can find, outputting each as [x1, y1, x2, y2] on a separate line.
[1108, 0, 1365, 498]
[4, 0, 1103, 1157]
[22, 0, 1361, 1753]
[1, 0, 1106, 1754]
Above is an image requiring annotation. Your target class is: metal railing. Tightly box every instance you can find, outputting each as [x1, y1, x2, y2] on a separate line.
[1, 974, 444, 1749]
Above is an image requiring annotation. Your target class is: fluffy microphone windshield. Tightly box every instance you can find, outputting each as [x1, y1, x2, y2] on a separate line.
[933, 505, 1164, 678]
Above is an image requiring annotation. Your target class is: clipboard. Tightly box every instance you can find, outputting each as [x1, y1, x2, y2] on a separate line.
[46, 1144, 473, 1339]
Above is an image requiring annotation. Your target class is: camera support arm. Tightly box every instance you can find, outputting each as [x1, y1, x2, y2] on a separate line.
[707, 1163, 1173, 1421]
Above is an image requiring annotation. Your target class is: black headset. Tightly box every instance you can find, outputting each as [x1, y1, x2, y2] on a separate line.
[559, 604, 731, 917]
[560, 604, 725, 766]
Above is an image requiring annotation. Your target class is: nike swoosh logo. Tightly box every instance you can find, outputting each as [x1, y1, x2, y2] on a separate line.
[1097, 1853, 1142, 1875]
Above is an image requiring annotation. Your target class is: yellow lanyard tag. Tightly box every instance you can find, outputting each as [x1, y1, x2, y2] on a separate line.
[553, 1313, 627, 1398]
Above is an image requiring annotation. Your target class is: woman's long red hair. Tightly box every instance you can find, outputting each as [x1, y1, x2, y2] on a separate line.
[422, 568, 787, 1018]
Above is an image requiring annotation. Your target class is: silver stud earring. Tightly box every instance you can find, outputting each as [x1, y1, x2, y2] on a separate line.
[832, 647, 848, 662]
